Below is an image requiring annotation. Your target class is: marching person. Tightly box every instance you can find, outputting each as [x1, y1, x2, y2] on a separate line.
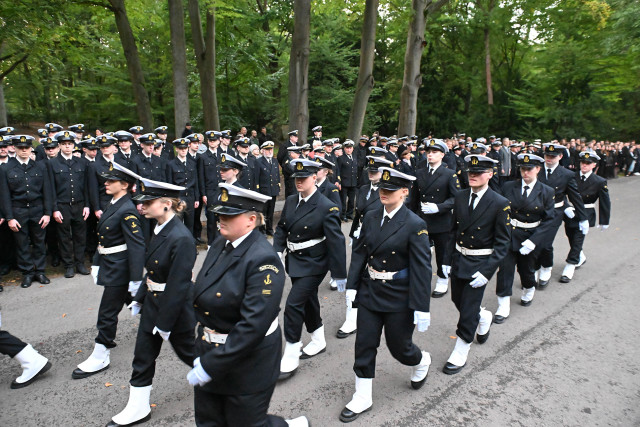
[444, 155, 510, 375]
[256, 141, 281, 236]
[73, 162, 145, 380]
[560, 151, 611, 283]
[315, 156, 342, 215]
[166, 138, 200, 237]
[0, 135, 17, 282]
[282, 145, 302, 198]
[107, 178, 196, 427]
[409, 139, 461, 298]
[189, 183, 309, 427]
[337, 140, 358, 221]
[0, 135, 53, 288]
[274, 159, 347, 380]
[88, 135, 120, 217]
[494, 154, 555, 321]
[201, 131, 222, 246]
[339, 167, 432, 423]
[536, 143, 587, 288]
[218, 153, 247, 187]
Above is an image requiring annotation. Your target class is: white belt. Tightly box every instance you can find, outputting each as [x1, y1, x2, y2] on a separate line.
[456, 244, 493, 256]
[554, 201, 565, 209]
[286, 236, 326, 252]
[368, 266, 399, 281]
[97, 243, 127, 255]
[511, 219, 541, 229]
[147, 279, 166, 292]
[584, 203, 595, 209]
[201, 318, 278, 345]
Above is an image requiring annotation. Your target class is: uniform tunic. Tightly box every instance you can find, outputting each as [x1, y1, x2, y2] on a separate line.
[348, 183, 381, 239]
[256, 156, 280, 234]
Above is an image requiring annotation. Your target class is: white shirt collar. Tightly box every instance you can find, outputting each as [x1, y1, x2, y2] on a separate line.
[110, 195, 125, 205]
[61, 153, 73, 161]
[227, 228, 253, 248]
[382, 203, 403, 221]
[298, 187, 317, 204]
[85, 155, 95, 162]
[428, 162, 441, 172]
[580, 170, 592, 180]
[16, 157, 30, 166]
[154, 213, 176, 234]
[521, 179, 537, 192]
[225, 178, 237, 185]
[546, 163, 559, 174]
[103, 154, 114, 162]
[316, 177, 326, 187]
[0, 157, 8, 164]
[469, 185, 490, 205]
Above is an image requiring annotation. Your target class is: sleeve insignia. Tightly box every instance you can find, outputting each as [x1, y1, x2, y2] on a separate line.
[259, 265, 279, 274]
[418, 229, 428, 236]
[263, 274, 272, 285]
[329, 206, 339, 212]
[262, 289, 272, 295]
[503, 206, 510, 211]
[124, 215, 136, 220]
[332, 189, 339, 192]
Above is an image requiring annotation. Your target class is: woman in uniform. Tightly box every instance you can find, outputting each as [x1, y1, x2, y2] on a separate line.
[315, 157, 342, 212]
[339, 167, 432, 423]
[218, 153, 247, 187]
[187, 183, 309, 427]
[494, 154, 555, 323]
[106, 177, 197, 427]
[274, 159, 347, 380]
[73, 162, 145, 380]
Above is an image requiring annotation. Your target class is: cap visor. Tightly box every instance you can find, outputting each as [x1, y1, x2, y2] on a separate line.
[132, 194, 161, 202]
[211, 205, 248, 215]
[291, 171, 314, 178]
[465, 167, 493, 173]
[378, 182, 403, 191]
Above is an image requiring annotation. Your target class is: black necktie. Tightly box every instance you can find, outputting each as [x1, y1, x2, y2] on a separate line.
[523, 185, 530, 197]
[381, 215, 391, 230]
[296, 199, 305, 211]
[224, 242, 234, 253]
[581, 175, 586, 182]
[469, 193, 478, 213]
[429, 167, 434, 175]
[547, 168, 552, 177]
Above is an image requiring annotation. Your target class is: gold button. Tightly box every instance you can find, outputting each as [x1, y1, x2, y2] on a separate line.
[194, 304, 198, 307]
[304, 226, 307, 229]
[471, 236, 474, 239]
[215, 343, 219, 347]
[382, 270, 386, 273]
[370, 256, 373, 259]
[216, 292, 221, 297]
[202, 336, 206, 341]
[205, 312, 209, 315]
[382, 260, 386, 263]
[391, 251, 395, 255]
[154, 293, 157, 297]
[149, 271, 153, 274]
[155, 260, 158, 264]
[106, 227, 109, 230]
[461, 232, 464, 235]
[381, 280, 386, 284]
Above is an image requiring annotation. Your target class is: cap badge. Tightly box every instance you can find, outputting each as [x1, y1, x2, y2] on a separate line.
[471, 157, 479, 166]
[64, 131, 69, 138]
[140, 183, 145, 192]
[109, 163, 114, 171]
[220, 188, 229, 202]
[382, 170, 390, 181]
[296, 162, 304, 170]
[549, 145, 554, 151]
[221, 154, 226, 163]
[584, 153, 590, 158]
[524, 155, 529, 163]
[20, 136, 26, 143]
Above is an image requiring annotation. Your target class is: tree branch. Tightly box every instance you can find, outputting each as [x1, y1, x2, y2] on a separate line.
[0, 54, 29, 80]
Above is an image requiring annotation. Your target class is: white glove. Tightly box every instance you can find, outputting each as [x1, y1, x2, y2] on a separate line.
[353, 226, 361, 239]
[349, 238, 353, 247]
[128, 280, 142, 297]
[277, 252, 285, 267]
[442, 265, 451, 279]
[187, 357, 212, 387]
[470, 271, 489, 288]
[579, 220, 590, 235]
[346, 289, 357, 308]
[335, 278, 347, 292]
[564, 207, 576, 219]
[599, 224, 609, 231]
[519, 239, 536, 255]
[91, 266, 99, 285]
[413, 311, 431, 332]
[152, 326, 171, 341]
[420, 202, 439, 214]
[128, 301, 142, 316]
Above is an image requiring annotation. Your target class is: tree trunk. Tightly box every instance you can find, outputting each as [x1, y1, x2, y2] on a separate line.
[346, 0, 379, 142]
[484, 0, 494, 106]
[397, 0, 449, 136]
[287, 0, 311, 141]
[0, 79, 7, 127]
[108, 0, 153, 130]
[188, 0, 220, 130]
[169, 0, 191, 136]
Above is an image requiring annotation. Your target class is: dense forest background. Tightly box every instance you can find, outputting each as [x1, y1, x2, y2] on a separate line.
[1, 0, 638, 141]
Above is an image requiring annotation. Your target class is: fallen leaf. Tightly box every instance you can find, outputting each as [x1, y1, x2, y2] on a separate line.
[323, 296, 328, 300]
[88, 308, 93, 310]
[105, 382, 113, 387]
[62, 313, 67, 318]
[150, 404, 157, 407]
[39, 285, 44, 287]
[76, 350, 82, 353]
[449, 336, 457, 339]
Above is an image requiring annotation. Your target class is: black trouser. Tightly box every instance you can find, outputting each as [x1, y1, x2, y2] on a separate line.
[85, 213, 98, 258]
[0, 330, 28, 358]
[205, 210, 219, 245]
[353, 306, 422, 379]
[193, 200, 203, 240]
[283, 274, 325, 343]
[12, 206, 47, 276]
[56, 202, 87, 268]
[451, 275, 486, 344]
[536, 208, 564, 269]
[263, 196, 277, 234]
[564, 224, 584, 265]
[95, 285, 130, 348]
[181, 195, 196, 236]
[45, 221, 60, 262]
[194, 383, 287, 427]
[340, 186, 356, 219]
[496, 249, 537, 297]
[430, 231, 452, 279]
[0, 221, 16, 273]
[130, 326, 193, 387]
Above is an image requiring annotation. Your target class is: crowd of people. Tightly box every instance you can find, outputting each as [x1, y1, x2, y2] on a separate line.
[0, 122, 616, 426]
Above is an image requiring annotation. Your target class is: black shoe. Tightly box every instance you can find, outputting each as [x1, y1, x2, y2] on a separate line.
[35, 274, 50, 284]
[537, 279, 549, 290]
[105, 413, 151, 427]
[278, 369, 297, 381]
[431, 290, 447, 298]
[21, 276, 33, 288]
[76, 264, 91, 275]
[0, 284, 3, 292]
[65, 267, 75, 278]
[300, 347, 326, 360]
[520, 299, 533, 307]
[0, 266, 10, 275]
[336, 329, 356, 339]
[339, 406, 371, 423]
[10, 361, 52, 389]
[71, 365, 109, 379]
[411, 371, 429, 390]
[51, 257, 60, 267]
[493, 315, 508, 324]
[442, 362, 465, 375]
[195, 238, 205, 244]
[476, 330, 490, 344]
[559, 275, 571, 283]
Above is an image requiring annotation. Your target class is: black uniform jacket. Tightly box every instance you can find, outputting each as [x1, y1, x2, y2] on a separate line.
[538, 165, 587, 222]
[256, 156, 281, 197]
[347, 205, 432, 312]
[236, 154, 259, 191]
[337, 153, 358, 187]
[502, 180, 556, 251]
[92, 195, 145, 286]
[193, 229, 285, 395]
[166, 157, 199, 200]
[0, 158, 54, 219]
[200, 149, 220, 201]
[133, 153, 168, 183]
[451, 188, 511, 281]
[49, 154, 90, 209]
[565, 172, 611, 228]
[273, 190, 346, 279]
[317, 178, 342, 213]
[349, 184, 381, 238]
[88, 155, 116, 212]
[134, 216, 197, 333]
[409, 164, 460, 233]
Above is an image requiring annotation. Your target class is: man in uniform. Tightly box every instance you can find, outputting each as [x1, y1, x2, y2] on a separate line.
[40, 137, 62, 267]
[235, 137, 258, 191]
[166, 138, 200, 236]
[0, 135, 17, 281]
[308, 125, 323, 145]
[88, 135, 120, 218]
[278, 129, 299, 166]
[153, 126, 173, 160]
[114, 130, 138, 171]
[535, 143, 588, 288]
[217, 130, 235, 158]
[256, 141, 281, 236]
[337, 140, 358, 221]
[0, 135, 53, 288]
[443, 154, 510, 374]
[186, 134, 206, 243]
[200, 131, 222, 246]
[410, 139, 461, 298]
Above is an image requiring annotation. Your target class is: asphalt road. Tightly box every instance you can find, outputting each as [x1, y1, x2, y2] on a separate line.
[1, 177, 639, 426]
